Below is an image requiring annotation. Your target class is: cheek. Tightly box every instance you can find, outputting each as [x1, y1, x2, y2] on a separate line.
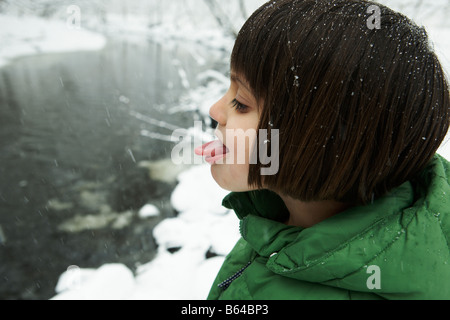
[227, 130, 258, 165]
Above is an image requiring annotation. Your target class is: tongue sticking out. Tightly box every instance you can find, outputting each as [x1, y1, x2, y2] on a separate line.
[195, 140, 229, 164]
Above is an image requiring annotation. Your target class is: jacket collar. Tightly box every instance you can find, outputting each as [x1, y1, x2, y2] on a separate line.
[222, 189, 290, 222]
[223, 181, 414, 264]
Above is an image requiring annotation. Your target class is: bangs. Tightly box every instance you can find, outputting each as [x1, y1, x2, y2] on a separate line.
[230, 2, 291, 104]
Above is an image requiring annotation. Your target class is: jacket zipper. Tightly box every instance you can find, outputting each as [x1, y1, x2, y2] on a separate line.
[218, 261, 252, 290]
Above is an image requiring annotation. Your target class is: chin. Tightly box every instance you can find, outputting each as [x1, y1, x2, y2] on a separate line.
[210, 165, 232, 191]
[210, 165, 250, 193]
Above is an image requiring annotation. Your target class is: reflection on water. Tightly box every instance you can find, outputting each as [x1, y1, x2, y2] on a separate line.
[0, 38, 225, 299]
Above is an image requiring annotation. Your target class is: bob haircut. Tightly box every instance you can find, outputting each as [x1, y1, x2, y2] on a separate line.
[231, 0, 450, 205]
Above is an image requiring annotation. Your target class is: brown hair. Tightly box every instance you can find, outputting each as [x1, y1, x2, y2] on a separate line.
[231, 0, 450, 205]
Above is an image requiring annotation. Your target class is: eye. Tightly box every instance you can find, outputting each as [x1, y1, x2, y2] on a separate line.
[231, 99, 249, 113]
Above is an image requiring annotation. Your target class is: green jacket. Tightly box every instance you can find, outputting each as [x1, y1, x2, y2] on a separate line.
[207, 154, 450, 300]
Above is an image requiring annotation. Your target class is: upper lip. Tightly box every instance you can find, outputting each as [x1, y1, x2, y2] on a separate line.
[215, 130, 227, 149]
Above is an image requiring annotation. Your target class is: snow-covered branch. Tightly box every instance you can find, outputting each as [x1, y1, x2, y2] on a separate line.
[202, 0, 239, 38]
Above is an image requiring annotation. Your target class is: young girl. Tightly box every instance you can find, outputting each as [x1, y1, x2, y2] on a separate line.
[195, 0, 450, 299]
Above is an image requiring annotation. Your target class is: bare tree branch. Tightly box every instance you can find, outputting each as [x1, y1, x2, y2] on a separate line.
[238, 0, 248, 21]
[202, 0, 238, 38]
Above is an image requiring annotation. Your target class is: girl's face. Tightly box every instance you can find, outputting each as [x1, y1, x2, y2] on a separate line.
[208, 73, 261, 192]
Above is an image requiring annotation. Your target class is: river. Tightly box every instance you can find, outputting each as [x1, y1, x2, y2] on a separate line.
[0, 37, 227, 299]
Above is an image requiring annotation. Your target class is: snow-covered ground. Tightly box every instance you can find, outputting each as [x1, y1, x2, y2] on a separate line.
[52, 164, 239, 300]
[1, 0, 450, 300]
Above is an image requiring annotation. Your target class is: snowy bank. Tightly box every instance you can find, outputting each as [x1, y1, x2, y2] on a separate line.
[52, 164, 240, 300]
[0, 14, 106, 68]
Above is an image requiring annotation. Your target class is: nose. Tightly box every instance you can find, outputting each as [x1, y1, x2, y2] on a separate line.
[209, 95, 228, 127]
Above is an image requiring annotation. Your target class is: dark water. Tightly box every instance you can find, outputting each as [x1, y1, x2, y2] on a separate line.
[0, 38, 226, 299]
